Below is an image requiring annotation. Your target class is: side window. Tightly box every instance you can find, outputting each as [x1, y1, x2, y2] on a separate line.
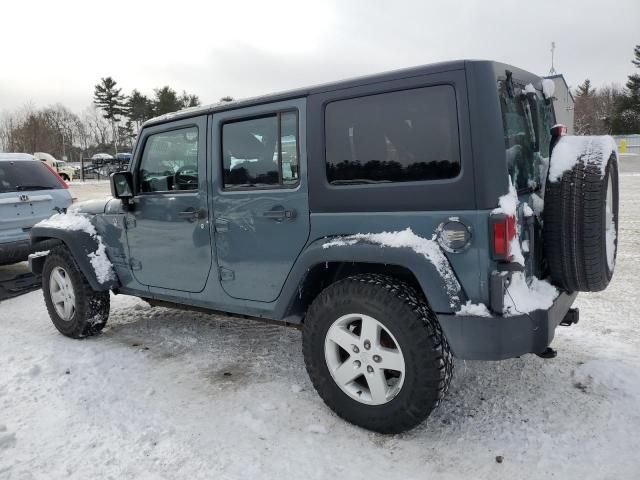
[325, 86, 460, 185]
[138, 127, 199, 193]
[222, 111, 299, 189]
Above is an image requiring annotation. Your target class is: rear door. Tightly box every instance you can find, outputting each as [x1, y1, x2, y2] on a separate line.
[498, 74, 556, 277]
[211, 98, 310, 302]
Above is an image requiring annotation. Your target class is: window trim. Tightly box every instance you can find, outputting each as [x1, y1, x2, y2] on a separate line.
[135, 124, 201, 196]
[322, 84, 462, 188]
[220, 109, 300, 192]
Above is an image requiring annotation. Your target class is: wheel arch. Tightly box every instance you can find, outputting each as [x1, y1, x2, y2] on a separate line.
[29, 226, 119, 291]
[278, 238, 465, 322]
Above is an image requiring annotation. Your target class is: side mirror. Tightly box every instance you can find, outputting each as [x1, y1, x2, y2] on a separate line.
[110, 171, 134, 200]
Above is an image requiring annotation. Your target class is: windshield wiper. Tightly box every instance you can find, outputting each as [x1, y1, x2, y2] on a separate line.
[15, 185, 55, 191]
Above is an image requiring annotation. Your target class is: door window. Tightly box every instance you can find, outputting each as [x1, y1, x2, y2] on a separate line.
[222, 111, 299, 189]
[138, 127, 199, 193]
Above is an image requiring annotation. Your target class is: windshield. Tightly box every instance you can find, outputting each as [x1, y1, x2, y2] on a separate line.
[0, 161, 63, 193]
[498, 77, 555, 191]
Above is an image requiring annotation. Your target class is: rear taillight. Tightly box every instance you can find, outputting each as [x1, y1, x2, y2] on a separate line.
[551, 123, 567, 138]
[42, 162, 69, 189]
[490, 214, 516, 261]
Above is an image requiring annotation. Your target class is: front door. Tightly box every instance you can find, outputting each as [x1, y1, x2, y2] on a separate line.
[212, 99, 309, 302]
[126, 116, 212, 292]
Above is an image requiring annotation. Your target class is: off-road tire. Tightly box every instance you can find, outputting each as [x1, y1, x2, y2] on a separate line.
[302, 273, 453, 434]
[42, 245, 110, 338]
[543, 152, 619, 292]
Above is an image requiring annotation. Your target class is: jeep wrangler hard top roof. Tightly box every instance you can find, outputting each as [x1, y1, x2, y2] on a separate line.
[144, 59, 529, 127]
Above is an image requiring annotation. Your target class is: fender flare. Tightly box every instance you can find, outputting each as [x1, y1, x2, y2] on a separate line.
[29, 226, 119, 291]
[277, 237, 465, 318]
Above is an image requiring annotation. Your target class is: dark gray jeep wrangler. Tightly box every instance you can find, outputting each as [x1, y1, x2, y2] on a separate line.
[30, 60, 619, 433]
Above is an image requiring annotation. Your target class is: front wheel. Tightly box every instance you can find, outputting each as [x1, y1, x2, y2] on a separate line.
[302, 274, 453, 433]
[42, 246, 110, 338]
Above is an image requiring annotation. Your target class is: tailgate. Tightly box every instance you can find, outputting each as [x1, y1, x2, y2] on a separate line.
[498, 73, 555, 278]
[0, 192, 58, 232]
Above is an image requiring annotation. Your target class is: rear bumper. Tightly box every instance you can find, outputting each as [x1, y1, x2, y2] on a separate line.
[438, 291, 578, 360]
[0, 239, 31, 265]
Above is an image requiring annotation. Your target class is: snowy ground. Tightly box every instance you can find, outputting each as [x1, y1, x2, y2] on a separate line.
[1, 177, 639, 479]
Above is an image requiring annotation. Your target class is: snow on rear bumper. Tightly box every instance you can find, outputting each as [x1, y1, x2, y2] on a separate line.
[437, 291, 578, 360]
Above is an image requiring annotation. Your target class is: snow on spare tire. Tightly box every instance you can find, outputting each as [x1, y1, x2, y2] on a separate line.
[543, 135, 619, 292]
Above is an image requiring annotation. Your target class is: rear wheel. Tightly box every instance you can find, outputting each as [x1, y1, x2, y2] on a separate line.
[303, 274, 452, 433]
[42, 246, 110, 338]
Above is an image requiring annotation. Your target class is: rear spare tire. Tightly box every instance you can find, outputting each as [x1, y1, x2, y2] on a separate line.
[543, 137, 619, 292]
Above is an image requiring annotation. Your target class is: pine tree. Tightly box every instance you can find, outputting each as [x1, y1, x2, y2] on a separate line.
[633, 44, 640, 68]
[153, 86, 182, 116]
[576, 79, 595, 97]
[179, 91, 200, 109]
[93, 77, 127, 154]
[611, 44, 640, 134]
[574, 79, 598, 134]
[127, 89, 154, 128]
[117, 120, 136, 151]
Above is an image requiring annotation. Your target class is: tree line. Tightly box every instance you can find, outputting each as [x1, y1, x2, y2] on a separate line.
[574, 44, 640, 135]
[1, 45, 639, 161]
[0, 79, 233, 161]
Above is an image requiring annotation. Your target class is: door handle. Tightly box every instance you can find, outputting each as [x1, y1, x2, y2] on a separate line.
[178, 208, 207, 222]
[263, 206, 296, 221]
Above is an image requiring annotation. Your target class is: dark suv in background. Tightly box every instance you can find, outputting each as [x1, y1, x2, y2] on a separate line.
[29, 60, 618, 433]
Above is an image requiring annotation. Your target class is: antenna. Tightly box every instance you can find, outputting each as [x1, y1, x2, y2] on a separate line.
[549, 41, 557, 75]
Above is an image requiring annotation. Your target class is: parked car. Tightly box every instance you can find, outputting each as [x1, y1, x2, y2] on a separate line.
[0, 153, 73, 265]
[91, 153, 114, 167]
[33, 152, 80, 182]
[29, 60, 619, 433]
[115, 152, 132, 166]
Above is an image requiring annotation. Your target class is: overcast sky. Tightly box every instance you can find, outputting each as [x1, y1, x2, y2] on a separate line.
[1, 0, 638, 113]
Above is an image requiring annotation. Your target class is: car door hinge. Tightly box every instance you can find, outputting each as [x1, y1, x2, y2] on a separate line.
[129, 258, 142, 271]
[219, 267, 234, 281]
[124, 216, 136, 229]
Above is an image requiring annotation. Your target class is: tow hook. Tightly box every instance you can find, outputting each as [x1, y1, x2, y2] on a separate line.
[560, 308, 580, 327]
[536, 347, 557, 359]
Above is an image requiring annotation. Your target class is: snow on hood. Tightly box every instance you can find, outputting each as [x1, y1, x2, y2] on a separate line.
[36, 211, 115, 284]
[323, 228, 461, 307]
[548, 135, 618, 183]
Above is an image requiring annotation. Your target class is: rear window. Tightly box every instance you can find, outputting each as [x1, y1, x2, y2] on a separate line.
[498, 76, 555, 190]
[325, 86, 461, 185]
[0, 161, 63, 193]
